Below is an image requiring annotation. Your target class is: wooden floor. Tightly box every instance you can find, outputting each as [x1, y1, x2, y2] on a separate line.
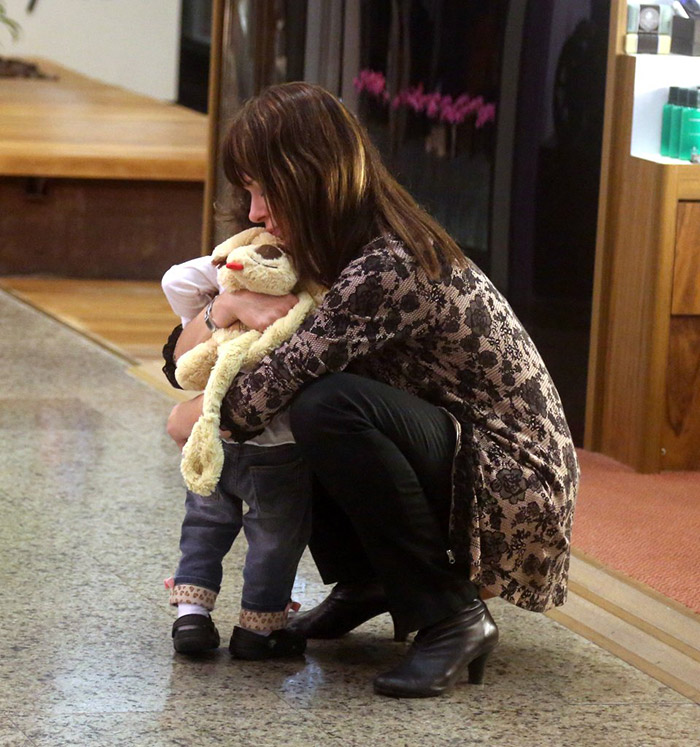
[0, 275, 187, 399]
[1, 275, 175, 360]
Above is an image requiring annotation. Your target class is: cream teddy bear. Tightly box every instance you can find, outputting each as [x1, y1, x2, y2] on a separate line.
[177, 226, 322, 496]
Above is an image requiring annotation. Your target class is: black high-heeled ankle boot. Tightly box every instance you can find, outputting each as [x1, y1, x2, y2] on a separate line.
[373, 599, 498, 698]
[287, 580, 403, 640]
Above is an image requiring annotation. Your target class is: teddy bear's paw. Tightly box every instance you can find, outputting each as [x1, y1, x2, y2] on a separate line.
[184, 472, 220, 498]
[181, 419, 225, 496]
[175, 343, 219, 390]
[176, 369, 210, 392]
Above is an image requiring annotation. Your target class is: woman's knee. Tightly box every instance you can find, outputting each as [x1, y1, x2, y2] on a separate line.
[289, 373, 364, 443]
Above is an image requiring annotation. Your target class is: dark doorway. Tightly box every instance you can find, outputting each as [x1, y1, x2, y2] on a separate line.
[508, 0, 609, 445]
[178, 0, 212, 113]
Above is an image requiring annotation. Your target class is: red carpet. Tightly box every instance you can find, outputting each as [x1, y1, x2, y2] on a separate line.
[572, 450, 700, 615]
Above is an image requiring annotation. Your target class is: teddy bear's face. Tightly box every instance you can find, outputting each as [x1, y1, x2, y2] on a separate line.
[216, 241, 298, 296]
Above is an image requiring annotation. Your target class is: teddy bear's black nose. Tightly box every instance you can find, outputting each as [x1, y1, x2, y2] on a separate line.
[256, 244, 283, 260]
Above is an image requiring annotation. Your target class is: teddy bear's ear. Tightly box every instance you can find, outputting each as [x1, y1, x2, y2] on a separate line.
[211, 237, 236, 265]
[211, 227, 267, 266]
[255, 244, 284, 260]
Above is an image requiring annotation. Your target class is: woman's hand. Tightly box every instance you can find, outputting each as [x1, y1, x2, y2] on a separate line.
[223, 289, 298, 332]
[173, 290, 298, 361]
[166, 395, 204, 450]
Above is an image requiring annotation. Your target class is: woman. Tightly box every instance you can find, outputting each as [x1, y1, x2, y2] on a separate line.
[166, 81, 579, 698]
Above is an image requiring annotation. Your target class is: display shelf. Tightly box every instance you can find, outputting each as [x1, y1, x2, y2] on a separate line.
[585, 4, 700, 472]
[0, 59, 208, 278]
[630, 54, 700, 160]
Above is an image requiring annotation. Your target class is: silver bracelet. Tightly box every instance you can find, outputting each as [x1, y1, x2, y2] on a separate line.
[204, 297, 220, 333]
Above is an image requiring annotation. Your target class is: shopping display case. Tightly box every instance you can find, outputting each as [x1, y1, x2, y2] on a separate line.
[585, 0, 700, 471]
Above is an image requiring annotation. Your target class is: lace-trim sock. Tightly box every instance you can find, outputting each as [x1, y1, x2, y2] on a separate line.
[239, 608, 291, 634]
[169, 583, 217, 611]
[178, 603, 210, 618]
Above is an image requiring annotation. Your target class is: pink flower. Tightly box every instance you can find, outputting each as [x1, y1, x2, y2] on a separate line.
[406, 84, 426, 112]
[464, 95, 484, 116]
[425, 93, 442, 119]
[476, 102, 496, 128]
[353, 69, 496, 128]
[442, 95, 474, 124]
[354, 69, 387, 97]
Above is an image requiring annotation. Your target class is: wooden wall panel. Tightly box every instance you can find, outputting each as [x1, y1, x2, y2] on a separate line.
[663, 316, 700, 470]
[586, 0, 700, 472]
[678, 169, 700, 200]
[585, 54, 637, 451]
[0, 177, 204, 280]
[598, 158, 675, 471]
[672, 202, 700, 315]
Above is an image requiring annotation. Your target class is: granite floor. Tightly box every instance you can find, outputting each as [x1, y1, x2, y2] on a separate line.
[1, 289, 698, 747]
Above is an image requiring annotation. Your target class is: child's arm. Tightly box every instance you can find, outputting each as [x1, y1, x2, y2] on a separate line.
[161, 256, 220, 326]
[173, 291, 298, 362]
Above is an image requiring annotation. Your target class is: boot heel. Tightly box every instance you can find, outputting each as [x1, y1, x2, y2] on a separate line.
[391, 616, 407, 642]
[467, 651, 490, 684]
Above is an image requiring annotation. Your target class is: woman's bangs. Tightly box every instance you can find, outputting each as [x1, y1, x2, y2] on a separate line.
[223, 123, 259, 188]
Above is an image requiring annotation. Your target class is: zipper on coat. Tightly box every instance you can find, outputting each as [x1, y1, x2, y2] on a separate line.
[446, 549, 456, 565]
[442, 408, 461, 540]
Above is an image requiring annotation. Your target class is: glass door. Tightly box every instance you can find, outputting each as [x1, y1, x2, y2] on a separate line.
[345, 1, 506, 270]
[207, 0, 309, 246]
[207, 0, 505, 270]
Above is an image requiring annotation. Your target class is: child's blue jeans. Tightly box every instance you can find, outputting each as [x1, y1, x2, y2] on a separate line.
[172, 441, 312, 615]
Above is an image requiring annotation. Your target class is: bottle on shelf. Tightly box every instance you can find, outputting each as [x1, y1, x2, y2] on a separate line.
[679, 88, 700, 161]
[660, 86, 680, 157]
[669, 88, 690, 159]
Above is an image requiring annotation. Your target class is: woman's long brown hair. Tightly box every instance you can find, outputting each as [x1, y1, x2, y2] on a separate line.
[222, 81, 467, 286]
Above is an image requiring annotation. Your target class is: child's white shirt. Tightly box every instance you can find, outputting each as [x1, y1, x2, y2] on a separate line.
[161, 255, 221, 327]
[161, 255, 294, 446]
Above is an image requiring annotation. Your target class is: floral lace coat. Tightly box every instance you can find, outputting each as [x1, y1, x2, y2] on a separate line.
[214, 236, 579, 612]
